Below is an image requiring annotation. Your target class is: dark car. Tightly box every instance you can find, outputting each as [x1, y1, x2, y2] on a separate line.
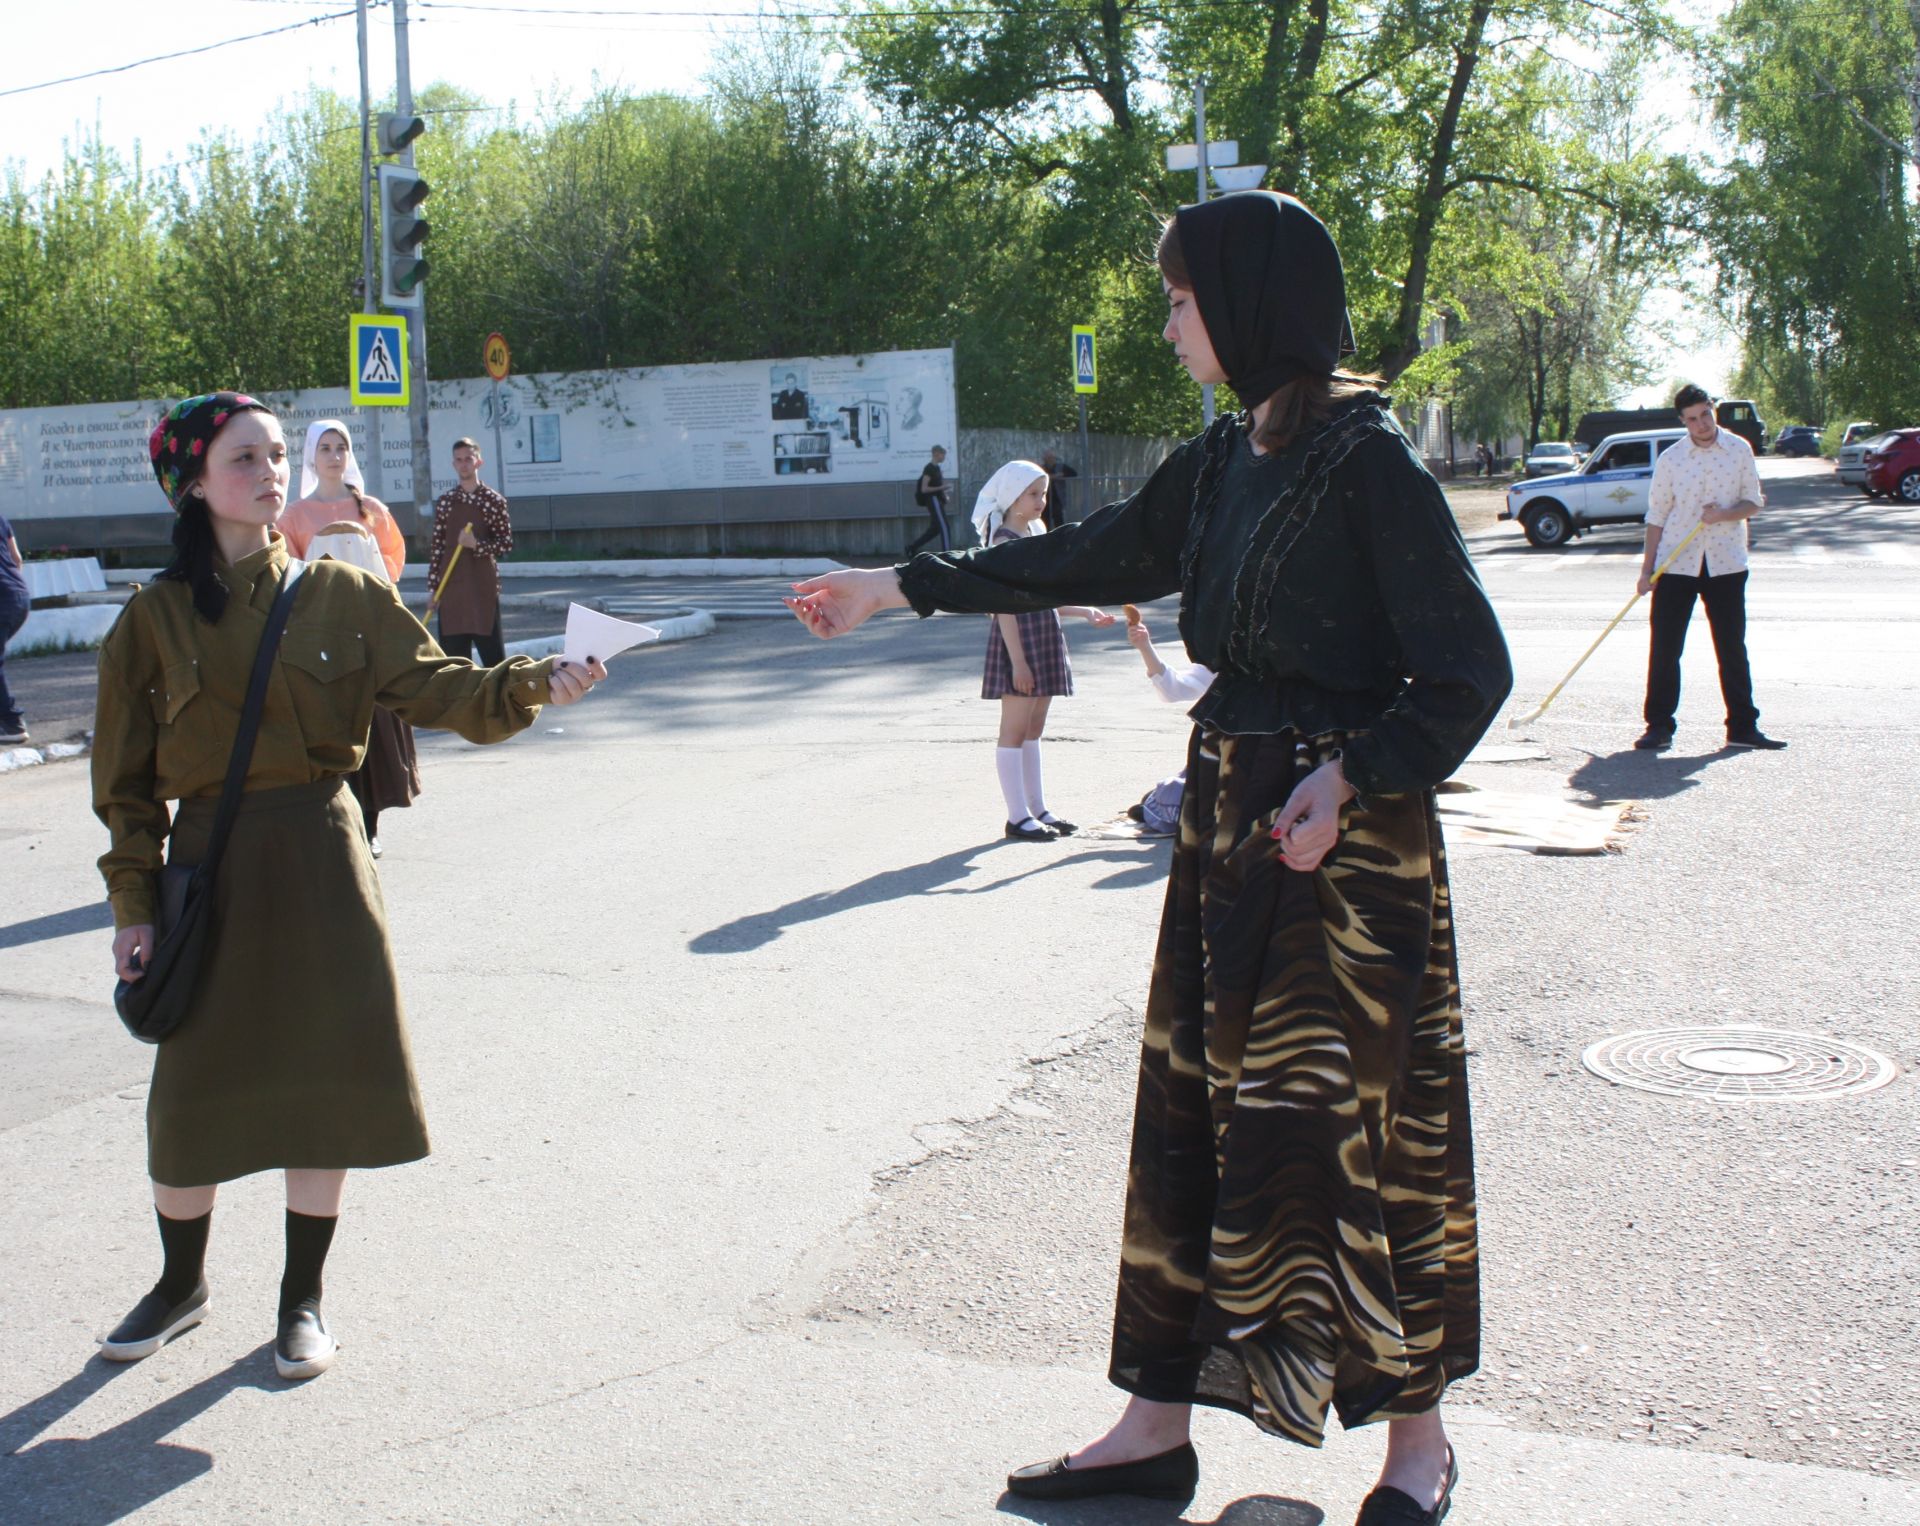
[1863, 429, 1920, 502]
[1773, 425, 1822, 458]
[1576, 398, 1766, 455]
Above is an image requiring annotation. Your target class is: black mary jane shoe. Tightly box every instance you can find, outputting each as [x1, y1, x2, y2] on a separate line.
[1006, 1441, 1199, 1502]
[1354, 1447, 1458, 1525]
[99, 1280, 210, 1362]
[1038, 815, 1078, 836]
[1005, 818, 1056, 842]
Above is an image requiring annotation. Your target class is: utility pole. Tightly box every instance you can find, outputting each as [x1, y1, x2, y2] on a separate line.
[392, 0, 433, 527]
[355, 0, 382, 501]
[1193, 81, 1214, 428]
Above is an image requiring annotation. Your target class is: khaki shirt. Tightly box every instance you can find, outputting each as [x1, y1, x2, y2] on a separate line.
[93, 535, 556, 930]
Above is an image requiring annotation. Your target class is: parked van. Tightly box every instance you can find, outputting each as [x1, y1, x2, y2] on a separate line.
[1499, 429, 1686, 548]
[1574, 400, 1766, 456]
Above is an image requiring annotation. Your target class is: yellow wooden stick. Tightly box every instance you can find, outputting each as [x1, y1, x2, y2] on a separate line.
[1506, 520, 1706, 729]
[426, 542, 464, 617]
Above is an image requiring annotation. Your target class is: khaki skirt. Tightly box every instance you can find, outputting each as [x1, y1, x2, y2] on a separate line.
[148, 775, 430, 1187]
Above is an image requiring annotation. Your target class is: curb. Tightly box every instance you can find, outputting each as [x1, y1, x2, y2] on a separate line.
[1, 739, 91, 774]
[110, 557, 848, 585]
[504, 607, 717, 659]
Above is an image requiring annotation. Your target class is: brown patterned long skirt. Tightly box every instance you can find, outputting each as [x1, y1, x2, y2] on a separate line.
[1108, 727, 1480, 1446]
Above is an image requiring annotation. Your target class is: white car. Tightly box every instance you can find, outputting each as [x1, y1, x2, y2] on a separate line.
[1499, 429, 1686, 548]
[1524, 441, 1581, 477]
[1837, 430, 1892, 488]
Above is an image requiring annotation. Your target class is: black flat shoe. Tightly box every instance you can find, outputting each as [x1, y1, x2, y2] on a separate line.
[99, 1281, 209, 1362]
[1633, 727, 1674, 751]
[1005, 818, 1055, 841]
[274, 1299, 338, 1380]
[1355, 1447, 1457, 1525]
[1039, 815, 1078, 836]
[1726, 728, 1786, 750]
[1006, 1441, 1198, 1502]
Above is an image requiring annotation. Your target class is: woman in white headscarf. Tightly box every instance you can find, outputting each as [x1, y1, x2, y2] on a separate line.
[281, 420, 406, 580]
[972, 461, 1115, 840]
[280, 420, 420, 856]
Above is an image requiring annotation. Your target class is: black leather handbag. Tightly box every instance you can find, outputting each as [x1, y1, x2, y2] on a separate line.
[114, 563, 305, 1043]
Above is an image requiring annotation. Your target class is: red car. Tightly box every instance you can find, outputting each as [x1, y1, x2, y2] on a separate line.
[1864, 429, 1920, 502]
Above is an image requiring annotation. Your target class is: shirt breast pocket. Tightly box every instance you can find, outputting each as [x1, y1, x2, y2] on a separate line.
[146, 657, 222, 778]
[280, 628, 372, 744]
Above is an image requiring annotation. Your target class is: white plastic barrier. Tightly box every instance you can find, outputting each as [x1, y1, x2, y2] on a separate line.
[25, 557, 109, 599]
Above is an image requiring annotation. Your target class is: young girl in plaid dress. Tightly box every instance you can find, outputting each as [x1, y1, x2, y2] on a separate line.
[972, 461, 1114, 840]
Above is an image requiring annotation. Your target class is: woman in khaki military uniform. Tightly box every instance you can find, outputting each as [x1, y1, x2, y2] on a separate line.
[93, 393, 606, 1381]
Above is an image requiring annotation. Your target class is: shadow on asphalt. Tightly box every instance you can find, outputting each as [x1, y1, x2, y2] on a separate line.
[689, 838, 1172, 954]
[0, 1345, 281, 1525]
[997, 1492, 1324, 1525]
[0, 902, 115, 952]
[1567, 746, 1740, 802]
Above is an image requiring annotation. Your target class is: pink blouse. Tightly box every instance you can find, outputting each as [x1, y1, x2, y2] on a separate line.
[279, 495, 407, 582]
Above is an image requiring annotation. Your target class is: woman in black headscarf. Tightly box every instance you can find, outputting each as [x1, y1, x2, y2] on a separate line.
[787, 193, 1510, 1526]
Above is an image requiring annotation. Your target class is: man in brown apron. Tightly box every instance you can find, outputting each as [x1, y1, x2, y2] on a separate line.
[427, 437, 512, 664]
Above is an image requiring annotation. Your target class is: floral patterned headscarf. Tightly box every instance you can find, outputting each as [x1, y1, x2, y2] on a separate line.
[148, 392, 272, 511]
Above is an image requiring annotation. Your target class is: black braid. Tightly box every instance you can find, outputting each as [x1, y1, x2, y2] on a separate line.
[154, 494, 230, 624]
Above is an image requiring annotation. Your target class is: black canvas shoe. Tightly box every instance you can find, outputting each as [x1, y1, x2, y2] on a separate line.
[99, 1281, 210, 1362]
[1633, 727, 1674, 751]
[274, 1299, 338, 1380]
[1726, 728, 1786, 750]
[1007, 1441, 1198, 1502]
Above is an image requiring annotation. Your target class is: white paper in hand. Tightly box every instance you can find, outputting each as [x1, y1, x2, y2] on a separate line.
[563, 603, 660, 667]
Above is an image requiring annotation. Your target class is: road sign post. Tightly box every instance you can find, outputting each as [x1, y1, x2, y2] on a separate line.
[350, 314, 409, 407]
[1072, 325, 1097, 521]
[483, 332, 511, 495]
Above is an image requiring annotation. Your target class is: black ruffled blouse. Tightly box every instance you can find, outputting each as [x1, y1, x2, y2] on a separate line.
[897, 399, 1512, 798]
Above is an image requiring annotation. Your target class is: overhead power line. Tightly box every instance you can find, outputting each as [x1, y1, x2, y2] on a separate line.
[0, 6, 370, 102]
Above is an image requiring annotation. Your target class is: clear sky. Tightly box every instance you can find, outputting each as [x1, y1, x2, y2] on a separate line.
[4, 0, 1736, 403]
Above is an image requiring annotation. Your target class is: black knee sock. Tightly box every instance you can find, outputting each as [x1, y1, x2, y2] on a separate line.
[154, 1209, 212, 1304]
[280, 1211, 339, 1317]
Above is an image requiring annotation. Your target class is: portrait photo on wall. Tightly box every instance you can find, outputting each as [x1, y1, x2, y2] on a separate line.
[771, 365, 811, 421]
[896, 385, 925, 432]
[773, 430, 832, 475]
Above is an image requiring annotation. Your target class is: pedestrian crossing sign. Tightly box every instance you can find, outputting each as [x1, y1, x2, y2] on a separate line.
[1072, 325, 1098, 394]
[350, 314, 409, 406]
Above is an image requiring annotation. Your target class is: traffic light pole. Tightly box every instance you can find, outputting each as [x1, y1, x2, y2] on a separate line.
[355, 0, 383, 502]
[392, 0, 434, 529]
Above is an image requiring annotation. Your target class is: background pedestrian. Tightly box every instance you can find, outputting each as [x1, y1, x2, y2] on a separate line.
[428, 438, 512, 666]
[972, 460, 1113, 840]
[906, 444, 952, 555]
[0, 511, 29, 745]
[1634, 383, 1785, 751]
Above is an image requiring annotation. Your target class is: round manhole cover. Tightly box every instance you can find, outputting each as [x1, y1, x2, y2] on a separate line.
[1581, 1026, 1897, 1102]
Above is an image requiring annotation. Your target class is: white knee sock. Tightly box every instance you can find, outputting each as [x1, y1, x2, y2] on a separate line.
[996, 747, 1035, 825]
[1020, 740, 1049, 819]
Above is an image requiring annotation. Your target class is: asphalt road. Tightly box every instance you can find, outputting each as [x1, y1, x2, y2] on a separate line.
[2, 455, 1917, 1523]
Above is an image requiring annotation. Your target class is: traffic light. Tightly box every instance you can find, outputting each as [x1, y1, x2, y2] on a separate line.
[378, 162, 430, 308]
[377, 112, 425, 156]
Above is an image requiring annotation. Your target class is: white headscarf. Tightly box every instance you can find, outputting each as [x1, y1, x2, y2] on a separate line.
[971, 459, 1048, 546]
[300, 418, 367, 502]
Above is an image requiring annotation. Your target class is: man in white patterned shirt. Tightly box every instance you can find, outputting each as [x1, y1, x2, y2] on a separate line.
[1634, 384, 1786, 752]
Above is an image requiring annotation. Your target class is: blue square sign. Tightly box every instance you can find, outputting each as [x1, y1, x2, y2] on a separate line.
[350, 315, 409, 406]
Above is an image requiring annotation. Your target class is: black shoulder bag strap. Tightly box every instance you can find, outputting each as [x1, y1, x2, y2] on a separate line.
[190, 558, 306, 892]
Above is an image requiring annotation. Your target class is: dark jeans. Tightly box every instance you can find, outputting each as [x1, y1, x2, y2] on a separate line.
[439, 611, 506, 667]
[1644, 569, 1758, 733]
[906, 498, 951, 555]
[0, 594, 27, 729]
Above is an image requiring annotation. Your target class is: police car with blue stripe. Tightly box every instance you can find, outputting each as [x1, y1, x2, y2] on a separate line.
[1500, 428, 1687, 548]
